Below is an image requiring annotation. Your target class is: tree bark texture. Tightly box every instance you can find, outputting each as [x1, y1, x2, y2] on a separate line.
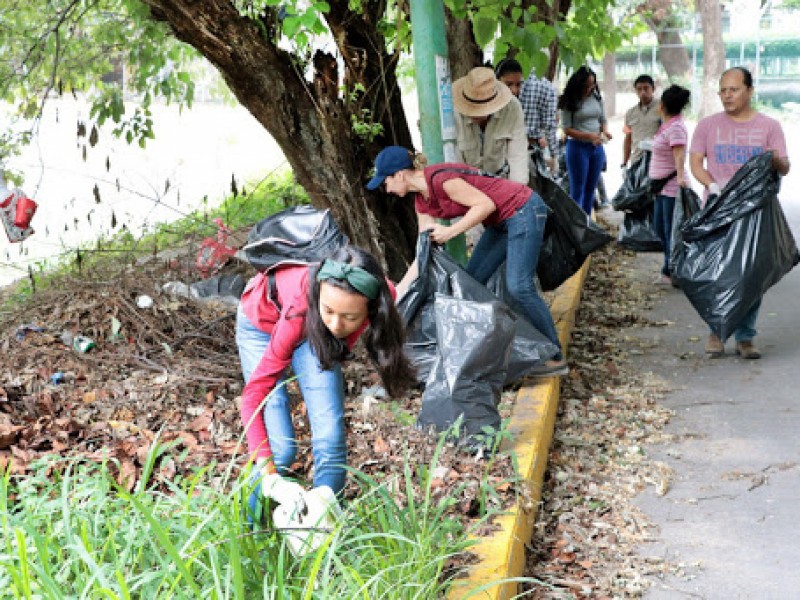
[141, 0, 417, 278]
[445, 8, 482, 80]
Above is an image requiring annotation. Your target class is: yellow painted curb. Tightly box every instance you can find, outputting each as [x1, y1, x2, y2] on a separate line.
[447, 258, 590, 600]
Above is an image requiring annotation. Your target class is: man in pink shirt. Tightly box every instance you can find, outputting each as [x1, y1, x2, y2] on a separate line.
[689, 66, 791, 359]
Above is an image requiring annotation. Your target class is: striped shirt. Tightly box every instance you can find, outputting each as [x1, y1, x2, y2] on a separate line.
[649, 115, 688, 198]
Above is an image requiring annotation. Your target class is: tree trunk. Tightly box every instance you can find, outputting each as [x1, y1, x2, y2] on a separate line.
[548, 0, 571, 81]
[638, 1, 692, 81]
[141, 0, 417, 279]
[654, 28, 691, 80]
[697, 0, 725, 118]
[601, 53, 617, 117]
[445, 9, 482, 80]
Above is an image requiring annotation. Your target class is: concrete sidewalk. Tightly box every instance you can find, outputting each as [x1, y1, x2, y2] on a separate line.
[620, 199, 800, 598]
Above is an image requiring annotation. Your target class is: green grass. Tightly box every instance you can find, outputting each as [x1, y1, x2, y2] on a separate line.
[0, 431, 517, 599]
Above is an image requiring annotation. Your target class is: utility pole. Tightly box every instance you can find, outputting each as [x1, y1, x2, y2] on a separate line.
[409, 0, 466, 264]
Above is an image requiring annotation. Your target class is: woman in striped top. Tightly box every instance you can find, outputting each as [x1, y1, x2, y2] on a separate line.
[649, 84, 691, 285]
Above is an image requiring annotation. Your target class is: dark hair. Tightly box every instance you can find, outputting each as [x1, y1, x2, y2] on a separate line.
[634, 74, 655, 88]
[495, 58, 523, 79]
[722, 66, 753, 88]
[306, 246, 415, 397]
[557, 65, 599, 112]
[660, 84, 691, 117]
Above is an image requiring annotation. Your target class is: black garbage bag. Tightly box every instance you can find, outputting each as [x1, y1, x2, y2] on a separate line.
[613, 152, 679, 252]
[529, 149, 614, 290]
[612, 152, 653, 211]
[618, 207, 664, 252]
[244, 205, 348, 272]
[190, 273, 246, 306]
[417, 294, 515, 446]
[669, 185, 702, 271]
[671, 152, 800, 340]
[397, 232, 559, 386]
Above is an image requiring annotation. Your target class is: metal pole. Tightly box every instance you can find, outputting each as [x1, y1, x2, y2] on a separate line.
[409, 0, 465, 263]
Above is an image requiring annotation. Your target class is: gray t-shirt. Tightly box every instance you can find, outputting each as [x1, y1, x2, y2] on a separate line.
[561, 95, 605, 135]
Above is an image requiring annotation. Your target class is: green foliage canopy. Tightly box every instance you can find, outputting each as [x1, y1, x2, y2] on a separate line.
[0, 0, 631, 182]
[0, 0, 197, 177]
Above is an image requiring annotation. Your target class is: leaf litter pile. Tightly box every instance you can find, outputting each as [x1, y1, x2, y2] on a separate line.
[524, 237, 684, 598]
[0, 252, 517, 532]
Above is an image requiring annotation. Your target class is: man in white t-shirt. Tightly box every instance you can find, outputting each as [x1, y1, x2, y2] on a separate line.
[689, 66, 791, 360]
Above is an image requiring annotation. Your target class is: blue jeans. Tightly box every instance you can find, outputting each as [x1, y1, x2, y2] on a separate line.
[565, 139, 605, 215]
[466, 193, 563, 359]
[236, 307, 347, 494]
[654, 194, 676, 276]
[732, 299, 761, 343]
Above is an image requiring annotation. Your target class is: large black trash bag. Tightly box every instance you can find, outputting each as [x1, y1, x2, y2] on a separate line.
[612, 152, 652, 211]
[669, 185, 702, 271]
[417, 294, 515, 445]
[529, 149, 614, 290]
[618, 208, 664, 252]
[613, 152, 664, 252]
[244, 205, 348, 271]
[397, 232, 559, 385]
[671, 152, 800, 340]
[190, 273, 246, 306]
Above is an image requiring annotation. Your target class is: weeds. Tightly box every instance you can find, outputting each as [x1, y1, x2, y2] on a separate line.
[0, 425, 513, 599]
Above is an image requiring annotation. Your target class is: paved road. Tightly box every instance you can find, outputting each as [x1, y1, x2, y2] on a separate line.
[613, 192, 800, 598]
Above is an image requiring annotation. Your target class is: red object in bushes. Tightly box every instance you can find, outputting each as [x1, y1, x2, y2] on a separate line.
[14, 194, 37, 229]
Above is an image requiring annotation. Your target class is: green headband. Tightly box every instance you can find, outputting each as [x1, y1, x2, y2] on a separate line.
[316, 259, 382, 300]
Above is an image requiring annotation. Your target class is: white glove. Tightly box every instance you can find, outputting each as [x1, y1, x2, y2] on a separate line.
[708, 182, 721, 196]
[262, 472, 306, 511]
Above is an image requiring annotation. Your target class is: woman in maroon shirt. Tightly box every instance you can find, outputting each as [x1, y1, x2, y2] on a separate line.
[368, 146, 567, 376]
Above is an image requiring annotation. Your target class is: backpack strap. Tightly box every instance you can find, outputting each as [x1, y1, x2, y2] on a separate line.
[427, 167, 494, 203]
[267, 270, 281, 311]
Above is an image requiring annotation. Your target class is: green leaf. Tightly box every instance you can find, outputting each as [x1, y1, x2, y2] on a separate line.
[473, 17, 498, 47]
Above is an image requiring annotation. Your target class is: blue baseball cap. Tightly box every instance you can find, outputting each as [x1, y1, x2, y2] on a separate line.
[366, 146, 413, 190]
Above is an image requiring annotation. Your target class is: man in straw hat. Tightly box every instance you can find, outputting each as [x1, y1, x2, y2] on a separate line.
[453, 66, 529, 184]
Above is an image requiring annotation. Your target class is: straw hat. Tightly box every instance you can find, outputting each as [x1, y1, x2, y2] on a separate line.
[452, 66, 513, 117]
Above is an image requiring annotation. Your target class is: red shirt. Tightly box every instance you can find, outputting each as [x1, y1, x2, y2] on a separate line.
[415, 163, 532, 227]
[238, 265, 392, 461]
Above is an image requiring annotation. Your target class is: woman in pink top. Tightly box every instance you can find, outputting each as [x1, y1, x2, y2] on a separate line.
[236, 245, 414, 516]
[648, 84, 691, 284]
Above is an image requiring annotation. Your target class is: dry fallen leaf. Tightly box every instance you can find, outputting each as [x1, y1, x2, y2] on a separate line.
[373, 436, 389, 454]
